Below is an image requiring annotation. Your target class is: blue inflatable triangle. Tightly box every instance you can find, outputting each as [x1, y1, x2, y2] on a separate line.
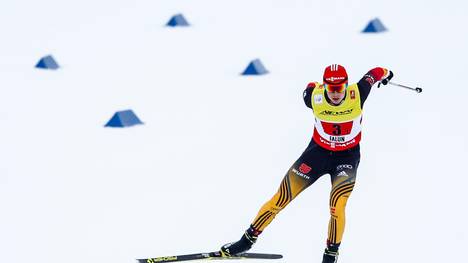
[241, 59, 269, 75]
[35, 55, 59, 70]
[166, 14, 190, 27]
[362, 18, 387, 33]
[105, 110, 144, 128]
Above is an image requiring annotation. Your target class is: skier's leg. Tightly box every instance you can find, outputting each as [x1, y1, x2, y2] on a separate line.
[250, 166, 318, 232]
[221, 165, 321, 256]
[327, 175, 355, 246]
[250, 140, 329, 234]
[323, 157, 360, 263]
[221, 152, 327, 256]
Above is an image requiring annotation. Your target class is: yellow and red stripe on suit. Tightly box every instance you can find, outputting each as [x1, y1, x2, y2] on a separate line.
[311, 83, 363, 151]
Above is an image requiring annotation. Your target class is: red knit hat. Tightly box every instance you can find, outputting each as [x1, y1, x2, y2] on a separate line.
[323, 64, 348, 85]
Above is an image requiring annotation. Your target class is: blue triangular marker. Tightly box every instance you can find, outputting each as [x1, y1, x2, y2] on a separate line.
[241, 59, 269, 75]
[105, 110, 144, 128]
[166, 14, 190, 27]
[35, 55, 59, 70]
[362, 18, 387, 33]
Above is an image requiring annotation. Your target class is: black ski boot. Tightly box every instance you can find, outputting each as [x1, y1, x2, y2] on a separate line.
[220, 226, 261, 256]
[322, 247, 339, 263]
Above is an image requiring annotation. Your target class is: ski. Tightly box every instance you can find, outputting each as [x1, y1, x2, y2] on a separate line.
[137, 251, 283, 263]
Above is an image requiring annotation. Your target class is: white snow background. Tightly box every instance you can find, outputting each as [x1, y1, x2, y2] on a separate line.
[1, 0, 467, 263]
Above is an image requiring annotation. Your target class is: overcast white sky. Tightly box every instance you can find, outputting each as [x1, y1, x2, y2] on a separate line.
[1, 1, 467, 263]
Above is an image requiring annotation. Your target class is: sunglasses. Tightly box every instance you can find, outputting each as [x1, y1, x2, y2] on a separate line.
[324, 83, 347, 93]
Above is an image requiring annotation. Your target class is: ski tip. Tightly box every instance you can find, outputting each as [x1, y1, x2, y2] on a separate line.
[240, 253, 283, 259]
[261, 254, 282, 259]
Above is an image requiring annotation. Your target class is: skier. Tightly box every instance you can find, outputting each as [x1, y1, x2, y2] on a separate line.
[220, 64, 393, 263]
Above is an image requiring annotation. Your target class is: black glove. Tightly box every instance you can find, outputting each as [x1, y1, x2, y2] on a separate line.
[381, 70, 393, 85]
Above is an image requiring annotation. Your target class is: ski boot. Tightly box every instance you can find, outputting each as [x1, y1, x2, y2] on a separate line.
[220, 226, 261, 256]
[322, 247, 339, 263]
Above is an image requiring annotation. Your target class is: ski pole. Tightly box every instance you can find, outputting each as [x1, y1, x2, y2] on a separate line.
[379, 81, 423, 93]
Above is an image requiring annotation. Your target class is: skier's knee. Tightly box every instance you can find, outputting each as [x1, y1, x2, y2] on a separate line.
[329, 206, 344, 218]
[269, 205, 283, 214]
[329, 196, 349, 218]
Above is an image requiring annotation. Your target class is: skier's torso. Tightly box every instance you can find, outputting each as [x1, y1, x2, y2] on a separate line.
[310, 83, 363, 151]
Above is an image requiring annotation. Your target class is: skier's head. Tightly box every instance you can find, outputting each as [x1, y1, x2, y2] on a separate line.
[323, 64, 348, 105]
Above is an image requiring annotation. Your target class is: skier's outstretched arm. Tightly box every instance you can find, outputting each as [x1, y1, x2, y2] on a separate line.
[358, 67, 393, 107]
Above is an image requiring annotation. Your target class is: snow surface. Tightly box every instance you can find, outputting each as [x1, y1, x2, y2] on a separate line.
[1, 0, 467, 263]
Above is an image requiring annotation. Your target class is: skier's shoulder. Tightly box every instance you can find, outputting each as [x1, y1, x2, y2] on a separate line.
[306, 81, 322, 90]
[304, 81, 324, 96]
[303, 82, 322, 109]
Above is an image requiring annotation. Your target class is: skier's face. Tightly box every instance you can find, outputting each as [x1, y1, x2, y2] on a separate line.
[326, 90, 346, 105]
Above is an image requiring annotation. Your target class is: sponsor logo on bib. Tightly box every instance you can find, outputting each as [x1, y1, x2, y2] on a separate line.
[314, 94, 323, 104]
[319, 109, 354, 116]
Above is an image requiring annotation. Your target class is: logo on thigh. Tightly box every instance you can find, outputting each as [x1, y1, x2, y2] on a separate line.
[337, 171, 348, 177]
[299, 163, 312, 174]
[292, 163, 312, 180]
[336, 164, 353, 171]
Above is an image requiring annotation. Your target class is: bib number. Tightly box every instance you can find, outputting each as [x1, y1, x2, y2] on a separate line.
[321, 121, 353, 136]
[332, 124, 342, 135]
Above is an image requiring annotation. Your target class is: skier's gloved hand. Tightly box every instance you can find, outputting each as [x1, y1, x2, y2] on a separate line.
[369, 67, 392, 88]
[380, 70, 394, 85]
